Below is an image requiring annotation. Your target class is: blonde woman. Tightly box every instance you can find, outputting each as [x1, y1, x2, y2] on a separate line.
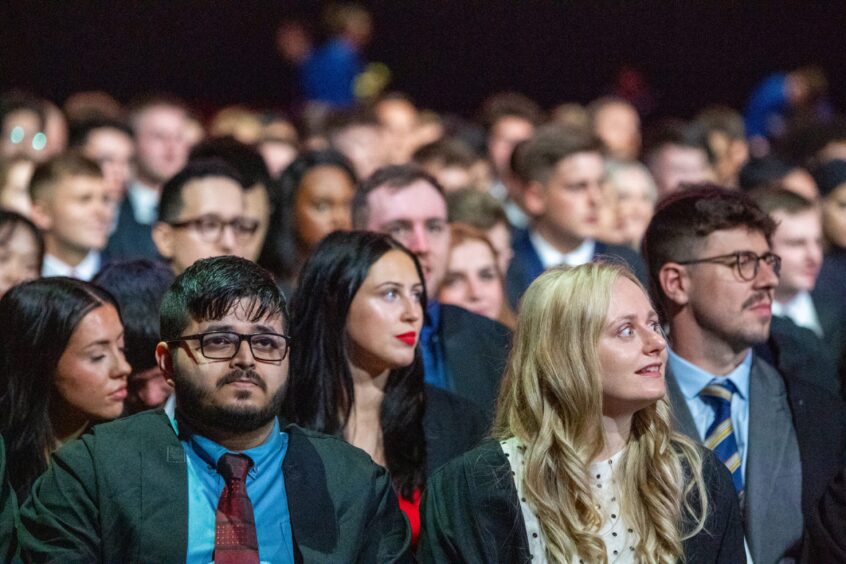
[419, 262, 743, 563]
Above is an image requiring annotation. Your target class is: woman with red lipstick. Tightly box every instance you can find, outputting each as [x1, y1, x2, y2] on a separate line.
[285, 230, 486, 545]
[419, 263, 744, 563]
[0, 277, 130, 499]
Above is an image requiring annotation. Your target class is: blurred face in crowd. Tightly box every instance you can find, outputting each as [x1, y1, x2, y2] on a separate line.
[157, 300, 288, 433]
[242, 185, 271, 262]
[53, 304, 131, 425]
[822, 184, 846, 249]
[126, 366, 173, 413]
[524, 151, 605, 252]
[152, 176, 251, 275]
[706, 131, 749, 188]
[598, 276, 667, 417]
[366, 180, 449, 298]
[346, 250, 424, 376]
[1, 109, 47, 162]
[610, 165, 656, 246]
[0, 222, 40, 298]
[770, 208, 823, 302]
[331, 125, 386, 180]
[133, 105, 190, 186]
[31, 174, 113, 263]
[81, 127, 135, 202]
[258, 140, 298, 178]
[295, 165, 354, 250]
[375, 99, 419, 165]
[439, 238, 504, 321]
[782, 168, 819, 202]
[649, 144, 713, 198]
[486, 220, 513, 276]
[488, 116, 534, 179]
[0, 159, 35, 216]
[593, 102, 641, 161]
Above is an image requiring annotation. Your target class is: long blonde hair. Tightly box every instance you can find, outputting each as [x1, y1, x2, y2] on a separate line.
[492, 262, 708, 563]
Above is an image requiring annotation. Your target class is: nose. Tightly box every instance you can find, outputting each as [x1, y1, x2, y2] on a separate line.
[643, 325, 667, 356]
[754, 256, 779, 289]
[406, 224, 430, 255]
[113, 348, 132, 380]
[466, 276, 482, 302]
[232, 338, 256, 369]
[401, 295, 422, 324]
[332, 205, 351, 230]
[218, 223, 239, 254]
[587, 182, 603, 209]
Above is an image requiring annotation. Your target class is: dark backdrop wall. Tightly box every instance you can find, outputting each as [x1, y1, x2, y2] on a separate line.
[3, 1, 846, 119]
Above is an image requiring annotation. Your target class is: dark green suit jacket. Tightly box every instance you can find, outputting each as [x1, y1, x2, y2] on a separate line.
[0, 437, 18, 563]
[18, 411, 411, 563]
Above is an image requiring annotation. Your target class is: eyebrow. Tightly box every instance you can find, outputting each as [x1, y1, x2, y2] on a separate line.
[607, 312, 659, 325]
[202, 323, 280, 333]
[82, 331, 125, 350]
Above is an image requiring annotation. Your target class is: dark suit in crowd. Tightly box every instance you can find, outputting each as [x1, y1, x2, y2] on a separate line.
[105, 197, 161, 262]
[666, 355, 846, 563]
[505, 229, 647, 309]
[18, 411, 412, 563]
[437, 304, 511, 424]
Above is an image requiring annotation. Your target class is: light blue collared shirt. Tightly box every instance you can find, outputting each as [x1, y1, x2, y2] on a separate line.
[165, 398, 294, 564]
[668, 348, 752, 479]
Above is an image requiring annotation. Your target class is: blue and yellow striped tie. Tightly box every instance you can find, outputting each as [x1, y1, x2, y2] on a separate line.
[700, 380, 744, 494]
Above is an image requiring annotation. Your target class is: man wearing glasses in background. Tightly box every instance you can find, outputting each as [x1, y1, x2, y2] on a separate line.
[643, 185, 846, 563]
[19, 256, 411, 562]
[152, 159, 259, 275]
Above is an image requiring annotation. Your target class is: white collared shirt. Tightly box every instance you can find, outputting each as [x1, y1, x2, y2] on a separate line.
[772, 290, 824, 338]
[529, 230, 595, 269]
[127, 181, 160, 225]
[42, 252, 101, 281]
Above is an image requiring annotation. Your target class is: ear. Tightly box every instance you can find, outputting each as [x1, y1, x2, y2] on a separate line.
[151, 222, 175, 260]
[155, 342, 175, 387]
[522, 180, 547, 217]
[29, 200, 53, 232]
[658, 263, 690, 307]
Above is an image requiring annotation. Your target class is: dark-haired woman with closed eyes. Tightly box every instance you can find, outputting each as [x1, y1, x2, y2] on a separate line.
[0, 277, 130, 500]
[283, 230, 486, 545]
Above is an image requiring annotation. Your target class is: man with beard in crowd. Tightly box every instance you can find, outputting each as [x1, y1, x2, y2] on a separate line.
[19, 256, 411, 563]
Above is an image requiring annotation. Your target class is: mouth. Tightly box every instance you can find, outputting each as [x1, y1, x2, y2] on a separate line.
[109, 387, 128, 400]
[395, 332, 417, 346]
[217, 371, 267, 391]
[635, 363, 663, 377]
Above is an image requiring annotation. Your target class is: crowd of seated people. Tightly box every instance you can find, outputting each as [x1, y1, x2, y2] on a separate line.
[4, 57, 846, 562]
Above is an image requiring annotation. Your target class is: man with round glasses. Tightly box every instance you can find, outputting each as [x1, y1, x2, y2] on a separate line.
[643, 184, 846, 563]
[19, 256, 412, 562]
[152, 159, 259, 274]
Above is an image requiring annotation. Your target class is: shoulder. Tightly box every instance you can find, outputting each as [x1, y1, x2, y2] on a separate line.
[284, 424, 387, 478]
[429, 439, 509, 489]
[439, 304, 511, 341]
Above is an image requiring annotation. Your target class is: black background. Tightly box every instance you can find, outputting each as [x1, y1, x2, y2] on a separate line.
[4, 1, 846, 120]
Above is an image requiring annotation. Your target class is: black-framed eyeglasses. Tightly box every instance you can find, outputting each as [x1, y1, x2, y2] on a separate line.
[167, 214, 259, 243]
[166, 331, 291, 361]
[676, 251, 781, 281]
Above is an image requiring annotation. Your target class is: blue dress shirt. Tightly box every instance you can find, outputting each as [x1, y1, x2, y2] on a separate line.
[166, 400, 294, 564]
[668, 348, 752, 478]
[420, 300, 450, 390]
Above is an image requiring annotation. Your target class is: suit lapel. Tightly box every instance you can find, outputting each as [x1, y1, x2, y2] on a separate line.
[745, 357, 792, 553]
[664, 367, 700, 441]
[138, 415, 189, 562]
[283, 427, 338, 559]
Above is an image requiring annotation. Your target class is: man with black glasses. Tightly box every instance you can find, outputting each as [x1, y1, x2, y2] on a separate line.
[152, 159, 259, 275]
[19, 256, 412, 562]
[643, 185, 846, 563]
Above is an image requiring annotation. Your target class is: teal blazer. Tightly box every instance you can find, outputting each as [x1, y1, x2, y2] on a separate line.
[18, 411, 411, 563]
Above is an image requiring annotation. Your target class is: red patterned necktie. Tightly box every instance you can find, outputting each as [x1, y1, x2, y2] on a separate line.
[215, 453, 260, 564]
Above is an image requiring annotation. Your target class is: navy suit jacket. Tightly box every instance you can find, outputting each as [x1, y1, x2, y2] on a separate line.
[105, 197, 162, 262]
[505, 229, 648, 309]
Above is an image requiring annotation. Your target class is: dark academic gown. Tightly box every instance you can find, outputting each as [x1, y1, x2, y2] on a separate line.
[0, 438, 17, 563]
[18, 411, 412, 563]
[418, 439, 745, 563]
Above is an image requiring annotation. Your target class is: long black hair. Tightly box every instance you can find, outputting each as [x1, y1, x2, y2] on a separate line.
[0, 277, 119, 498]
[257, 149, 357, 287]
[285, 230, 426, 498]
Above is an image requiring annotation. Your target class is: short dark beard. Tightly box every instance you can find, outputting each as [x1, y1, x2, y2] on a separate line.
[173, 369, 284, 434]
